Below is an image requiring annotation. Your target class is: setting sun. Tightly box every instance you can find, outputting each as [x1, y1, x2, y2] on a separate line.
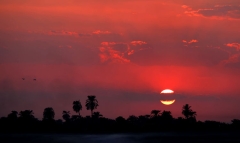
[160, 89, 174, 94]
[160, 100, 175, 105]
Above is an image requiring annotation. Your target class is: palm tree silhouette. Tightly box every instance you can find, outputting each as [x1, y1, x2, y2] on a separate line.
[62, 111, 70, 122]
[43, 107, 55, 120]
[85, 95, 99, 117]
[182, 104, 197, 119]
[151, 110, 161, 118]
[73, 100, 82, 117]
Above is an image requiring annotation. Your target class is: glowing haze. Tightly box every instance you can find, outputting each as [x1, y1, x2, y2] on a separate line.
[1, 0, 240, 122]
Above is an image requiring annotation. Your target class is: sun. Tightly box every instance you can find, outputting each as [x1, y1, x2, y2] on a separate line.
[160, 89, 174, 94]
[160, 89, 175, 105]
[160, 100, 175, 105]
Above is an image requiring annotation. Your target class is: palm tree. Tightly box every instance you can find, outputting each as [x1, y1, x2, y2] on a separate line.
[151, 110, 161, 118]
[62, 111, 70, 122]
[182, 104, 197, 119]
[73, 100, 82, 116]
[85, 95, 99, 117]
[43, 107, 55, 120]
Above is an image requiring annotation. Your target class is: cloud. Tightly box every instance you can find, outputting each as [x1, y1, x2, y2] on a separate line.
[131, 41, 147, 46]
[98, 42, 130, 63]
[98, 41, 149, 63]
[48, 30, 78, 36]
[183, 5, 240, 19]
[182, 39, 198, 46]
[28, 30, 79, 36]
[219, 53, 240, 68]
[127, 50, 134, 55]
[92, 30, 111, 35]
[98, 47, 130, 63]
[226, 43, 240, 51]
[101, 42, 116, 46]
[188, 39, 198, 43]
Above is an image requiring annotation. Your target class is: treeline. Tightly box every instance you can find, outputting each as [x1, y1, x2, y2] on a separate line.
[0, 95, 240, 133]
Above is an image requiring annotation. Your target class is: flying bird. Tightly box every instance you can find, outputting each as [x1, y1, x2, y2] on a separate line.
[22, 78, 25, 80]
[33, 78, 36, 81]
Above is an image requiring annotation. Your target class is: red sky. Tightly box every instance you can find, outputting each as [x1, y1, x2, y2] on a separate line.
[1, 0, 240, 122]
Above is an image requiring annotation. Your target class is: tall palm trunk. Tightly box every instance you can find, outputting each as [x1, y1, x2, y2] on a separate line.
[91, 110, 93, 118]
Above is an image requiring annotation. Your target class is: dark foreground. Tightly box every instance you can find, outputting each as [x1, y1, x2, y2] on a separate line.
[1, 132, 240, 143]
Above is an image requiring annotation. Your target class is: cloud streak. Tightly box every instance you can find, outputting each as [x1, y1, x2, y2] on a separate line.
[226, 43, 240, 51]
[183, 5, 240, 19]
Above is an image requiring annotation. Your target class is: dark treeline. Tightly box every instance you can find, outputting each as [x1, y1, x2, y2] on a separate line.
[1, 95, 240, 133]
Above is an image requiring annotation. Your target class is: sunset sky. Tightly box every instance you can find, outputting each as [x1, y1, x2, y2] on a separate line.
[1, 0, 240, 122]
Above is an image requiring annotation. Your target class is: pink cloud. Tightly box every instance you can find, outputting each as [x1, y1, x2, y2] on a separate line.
[98, 44, 130, 63]
[48, 30, 78, 36]
[189, 39, 198, 43]
[226, 43, 240, 51]
[131, 41, 147, 46]
[219, 53, 240, 67]
[183, 5, 240, 20]
[128, 50, 134, 55]
[92, 30, 111, 35]
[101, 42, 116, 46]
[182, 39, 198, 44]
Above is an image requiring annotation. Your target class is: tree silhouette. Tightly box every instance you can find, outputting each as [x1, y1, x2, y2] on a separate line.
[62, 111, 70, 122]
[85, 95, 99, 117]
[116, 116, 126, 123]
[92, 111, 103, 119]
[151, 110, 161, 118]
[127, 115, 138, 123]
[19, 110, 34, 120]
[161, 110, 173, 122]
[43, 107, 55, 120]
[7, 111, 18, 120]
[73, 100, 82, 117]
[182, 104, 196, 119]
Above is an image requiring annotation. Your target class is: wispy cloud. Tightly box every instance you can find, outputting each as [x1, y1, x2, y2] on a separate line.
[182, 39, 198, 46]
[131, 41, 147, 46]
[219, 53, 240, 68]
[183, 5, 240, 19]
[226, 43, 240, 51]
[98, 40, 149, 63]
[47, 30, 78, 36]
[92, 30, 111, 35]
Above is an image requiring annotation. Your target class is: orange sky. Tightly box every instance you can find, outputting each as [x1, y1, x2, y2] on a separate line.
[1, 0, 240, 122]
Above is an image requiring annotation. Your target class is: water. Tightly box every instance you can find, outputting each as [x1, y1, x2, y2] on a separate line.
[1, 132, 240, 143]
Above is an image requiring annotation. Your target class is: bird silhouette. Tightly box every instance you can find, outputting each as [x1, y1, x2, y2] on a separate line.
[22, 78, 25, 80]
[33, 79, 36, 81]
